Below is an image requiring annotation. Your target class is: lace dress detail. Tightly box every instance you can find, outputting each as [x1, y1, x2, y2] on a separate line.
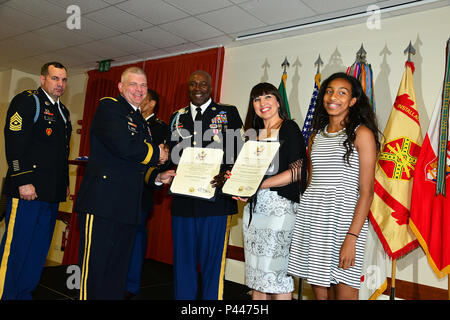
[243, 188, 298, 293]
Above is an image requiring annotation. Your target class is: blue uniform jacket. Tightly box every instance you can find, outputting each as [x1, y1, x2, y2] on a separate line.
[74, 95, 160, 225]
[3, 87, 71, 203]
[168, 100, 243, 217]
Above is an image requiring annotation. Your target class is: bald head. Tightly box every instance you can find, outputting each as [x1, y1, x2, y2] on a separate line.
[188, 70, 212, 106]
[189, 70, 211, 83]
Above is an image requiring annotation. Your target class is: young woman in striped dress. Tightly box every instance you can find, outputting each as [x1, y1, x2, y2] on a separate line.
[287, 73, 380, 300]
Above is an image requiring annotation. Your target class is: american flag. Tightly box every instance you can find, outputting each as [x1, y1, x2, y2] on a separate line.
[301, 73, 321, 143]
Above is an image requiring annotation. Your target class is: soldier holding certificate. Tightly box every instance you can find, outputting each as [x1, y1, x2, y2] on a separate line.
[168, 70, 243, 300]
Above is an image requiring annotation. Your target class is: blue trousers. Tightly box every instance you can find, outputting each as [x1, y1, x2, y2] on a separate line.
[172, 215, 231, 300]
[78, 213, 136, 300]
[0, 197, 58, 300]
[126, 210, 148, 294]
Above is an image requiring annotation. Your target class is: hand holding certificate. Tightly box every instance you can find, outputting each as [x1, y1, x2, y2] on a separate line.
[222, 140, 280, 198]
[170, 147, 224, 200]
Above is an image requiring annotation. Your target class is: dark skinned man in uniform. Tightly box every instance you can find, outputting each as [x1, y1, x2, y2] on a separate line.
[0, 62, 71, 300]
[125, 89, 170, 297]
[74, 67, 173, 300]
[168, 70, 243, 300]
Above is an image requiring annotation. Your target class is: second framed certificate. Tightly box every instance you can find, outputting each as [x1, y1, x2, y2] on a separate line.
[222, 140, 280, 198]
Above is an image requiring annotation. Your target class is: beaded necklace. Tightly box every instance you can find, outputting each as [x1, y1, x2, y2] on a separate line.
[321, 124, 346, 138]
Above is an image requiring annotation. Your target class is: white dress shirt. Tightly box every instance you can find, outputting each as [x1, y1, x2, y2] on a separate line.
[190, 98, 211, 121]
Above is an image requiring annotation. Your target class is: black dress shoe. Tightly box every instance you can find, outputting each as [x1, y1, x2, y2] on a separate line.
[124, 291, 136, 300]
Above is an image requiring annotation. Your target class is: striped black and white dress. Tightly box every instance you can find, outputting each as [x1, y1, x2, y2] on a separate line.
[287, 126, 368, 289]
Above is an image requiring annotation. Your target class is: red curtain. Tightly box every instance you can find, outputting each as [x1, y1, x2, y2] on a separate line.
[78, 62, 144, 157]
[63, 48, 225, 266]
[143, 47, 224, 124]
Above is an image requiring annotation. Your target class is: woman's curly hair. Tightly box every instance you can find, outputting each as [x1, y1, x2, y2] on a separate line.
[311, 72, 381, 164]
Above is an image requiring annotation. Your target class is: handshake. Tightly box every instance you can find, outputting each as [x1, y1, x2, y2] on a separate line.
[155, 143, 176, 185]
[158, 143, 169, 165]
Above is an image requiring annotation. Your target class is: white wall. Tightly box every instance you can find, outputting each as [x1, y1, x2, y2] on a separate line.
[48, 71, 88, 263]
[221, 6, 450, 293]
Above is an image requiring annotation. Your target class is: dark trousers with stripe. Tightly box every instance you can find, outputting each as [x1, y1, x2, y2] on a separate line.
[171, 215, 231, 300]
[126, 210, 147, 294]
[78, 213, 137, 300]
[0, 197, 58, 300]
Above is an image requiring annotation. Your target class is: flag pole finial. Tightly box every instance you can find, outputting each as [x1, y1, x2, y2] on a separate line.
[356, 43, 367, 63]
[281, 57, 290, 74]
[314, 54, 324, 73]
[404, 41, 416, 62]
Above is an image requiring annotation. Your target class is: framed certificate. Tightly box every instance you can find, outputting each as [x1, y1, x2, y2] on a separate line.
[170, 147, 224, 200]
[222, 140, 280, 198]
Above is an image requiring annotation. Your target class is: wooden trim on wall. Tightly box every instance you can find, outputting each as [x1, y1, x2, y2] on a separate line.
[384, 277, 448, 300]
[225, 245, 448, 300]
[227, 245, 245, 262]
[57, 211, 72, 225]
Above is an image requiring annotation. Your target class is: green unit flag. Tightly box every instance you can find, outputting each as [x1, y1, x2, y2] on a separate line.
[278, 73, 291, 119]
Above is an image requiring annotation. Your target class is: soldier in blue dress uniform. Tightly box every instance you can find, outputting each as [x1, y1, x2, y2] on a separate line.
[0, 62, 71, 300]
[168, 70, 244, 300]
[125, 89, 171, 297]
[74, 67, 172, 300]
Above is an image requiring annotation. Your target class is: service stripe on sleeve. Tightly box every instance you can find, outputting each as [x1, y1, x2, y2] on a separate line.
[144, 167, 156, 184]
[141, 141, 154, 165]
[10, 170, 33, 177]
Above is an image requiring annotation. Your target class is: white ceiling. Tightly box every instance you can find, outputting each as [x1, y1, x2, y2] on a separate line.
[0, 0, 448, 75]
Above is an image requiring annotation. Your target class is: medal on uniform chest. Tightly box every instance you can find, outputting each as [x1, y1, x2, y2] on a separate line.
[46, 128, 52, 136]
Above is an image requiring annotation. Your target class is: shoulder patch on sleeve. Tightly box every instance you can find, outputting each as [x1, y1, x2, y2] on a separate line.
[99, 97, 118, 102]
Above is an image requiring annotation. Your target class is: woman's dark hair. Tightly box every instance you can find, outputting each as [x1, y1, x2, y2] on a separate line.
[244, 82, 289, 131]
[311, 72, 381, 164]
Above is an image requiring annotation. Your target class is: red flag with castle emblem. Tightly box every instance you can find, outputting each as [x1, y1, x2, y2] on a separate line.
[409, 39, 450, 278]
[369, 61, 423, 259]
